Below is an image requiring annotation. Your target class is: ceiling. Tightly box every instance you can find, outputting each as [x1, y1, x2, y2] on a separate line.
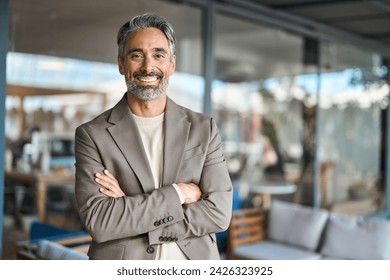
[251, 0, 390, 56]
[8, 0, 201, 64]
[7, 0, 390, 82]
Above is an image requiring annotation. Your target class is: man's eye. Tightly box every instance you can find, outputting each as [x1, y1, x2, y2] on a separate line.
[131, 54, 143, 59]
[154, 54, 165, 59]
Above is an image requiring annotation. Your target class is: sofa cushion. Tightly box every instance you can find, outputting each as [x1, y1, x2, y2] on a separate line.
[268, 200, 329, 251]
[320, 213, 390, 259]
[234, 240, 322, 260]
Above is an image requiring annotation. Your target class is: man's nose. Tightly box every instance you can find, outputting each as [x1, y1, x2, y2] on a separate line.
[141, 55, 155, 72]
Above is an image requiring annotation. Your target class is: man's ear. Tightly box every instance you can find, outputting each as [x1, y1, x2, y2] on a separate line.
[118, 55, 125, 75]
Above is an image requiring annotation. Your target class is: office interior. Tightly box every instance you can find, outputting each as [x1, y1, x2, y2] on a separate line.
[1, 0, 390, 260]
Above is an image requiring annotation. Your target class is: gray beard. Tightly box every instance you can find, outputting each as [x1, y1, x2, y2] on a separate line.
[126, 79, 168, 101]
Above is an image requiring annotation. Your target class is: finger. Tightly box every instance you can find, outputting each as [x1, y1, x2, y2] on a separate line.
[101, 171, 125, 196]
[96, 172, 116, 185]
[95, 177, 123, 196]
[95, 173, 123, 194]
[97, 181, 124, 197]
[99, 187, 120, 198]
[94, 174, 112, 188]
[103, 170, 118, 181]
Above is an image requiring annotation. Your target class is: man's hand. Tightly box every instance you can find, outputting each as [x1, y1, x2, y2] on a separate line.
[95, 170, 125, 198]
[176, 182, 202, 204]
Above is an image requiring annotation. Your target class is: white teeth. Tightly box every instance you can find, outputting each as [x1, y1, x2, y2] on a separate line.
[138, 77, 157, 82]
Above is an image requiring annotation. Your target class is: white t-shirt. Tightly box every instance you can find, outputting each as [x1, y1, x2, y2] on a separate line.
[133, 113, 188, 260]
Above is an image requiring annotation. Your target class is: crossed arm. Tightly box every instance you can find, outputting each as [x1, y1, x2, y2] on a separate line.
[95, 169, 202, 204]
[75, 119, 232, 244]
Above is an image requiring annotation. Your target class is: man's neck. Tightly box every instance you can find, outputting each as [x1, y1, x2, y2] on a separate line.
[127, 92, 167, 117]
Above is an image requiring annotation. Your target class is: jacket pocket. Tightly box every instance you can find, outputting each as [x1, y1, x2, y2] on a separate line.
[89, 243, 125, 260]
[209, 233, 217, 243]
[182, 145, 203, 161]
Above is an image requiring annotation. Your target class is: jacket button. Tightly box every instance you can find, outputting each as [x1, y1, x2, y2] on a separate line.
[159, 219, 164, 224]
[163, 237, 169, 242]
[146, 246, 155, 254]
[154, 221, 160, 227]
[163, 217, 169, 223]
[168, 216, 173, 222]
[159, 236, 164, 242]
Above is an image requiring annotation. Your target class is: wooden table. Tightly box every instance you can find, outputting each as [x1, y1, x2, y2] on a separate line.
[250, 182, 297, 209]
[5, 171, 75, 222]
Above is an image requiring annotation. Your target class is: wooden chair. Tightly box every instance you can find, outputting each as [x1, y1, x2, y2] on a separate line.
[226, 207, 267, 260]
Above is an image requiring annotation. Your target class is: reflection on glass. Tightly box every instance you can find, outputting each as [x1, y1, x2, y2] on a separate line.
[318, 42, 389, 215]
[213, 15, 306, 207]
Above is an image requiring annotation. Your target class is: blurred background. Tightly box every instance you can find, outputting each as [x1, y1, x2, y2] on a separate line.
[1, 0, 390, 259]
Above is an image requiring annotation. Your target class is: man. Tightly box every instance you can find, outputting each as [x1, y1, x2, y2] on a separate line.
[75, 13, 232, 260]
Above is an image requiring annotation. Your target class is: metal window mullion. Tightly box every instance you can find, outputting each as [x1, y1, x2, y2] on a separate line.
[202, 1, 215, 117]
[0, 0, 9, 257]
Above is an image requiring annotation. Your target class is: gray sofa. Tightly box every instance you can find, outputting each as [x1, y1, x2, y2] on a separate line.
[231, 199, 390, 260]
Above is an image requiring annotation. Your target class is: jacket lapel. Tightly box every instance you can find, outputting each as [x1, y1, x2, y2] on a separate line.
[107, 94, 155, 193]
[162, 98, 191, 186]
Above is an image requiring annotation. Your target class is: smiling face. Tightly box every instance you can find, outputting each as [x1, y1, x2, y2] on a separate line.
[118, 27, 176, 101]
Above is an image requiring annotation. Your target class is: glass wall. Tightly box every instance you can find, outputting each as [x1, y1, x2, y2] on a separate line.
[212, 14, 315, 207]
[210, 12, 390, 215]
[317, 42, 389, 215]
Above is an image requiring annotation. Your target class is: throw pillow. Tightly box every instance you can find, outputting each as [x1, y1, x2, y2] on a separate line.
[320, 213, 390, 259]
[268, 199, 329, 251]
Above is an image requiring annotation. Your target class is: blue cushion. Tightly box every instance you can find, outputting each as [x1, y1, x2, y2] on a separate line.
[30, 222, 72, 240]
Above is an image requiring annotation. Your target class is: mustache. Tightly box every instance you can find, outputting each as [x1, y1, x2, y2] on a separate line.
[133, 71, 163, 79]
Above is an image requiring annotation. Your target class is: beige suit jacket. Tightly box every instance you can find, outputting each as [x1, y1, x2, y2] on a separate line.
[74, 94, 233, 260]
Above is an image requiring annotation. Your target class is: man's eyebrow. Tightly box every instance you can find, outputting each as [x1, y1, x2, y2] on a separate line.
[154, 47, 167, 53]
[128, 48, 143, 54]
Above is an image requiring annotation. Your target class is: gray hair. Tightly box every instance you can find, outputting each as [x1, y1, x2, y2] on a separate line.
[117, 13, 176, 60]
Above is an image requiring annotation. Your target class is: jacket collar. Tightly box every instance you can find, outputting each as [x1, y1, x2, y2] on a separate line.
[107, 93, 191, 192]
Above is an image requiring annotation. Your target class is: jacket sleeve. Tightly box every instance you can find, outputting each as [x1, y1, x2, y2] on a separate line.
[148, 118, 233, 245]
[74, 125, 185, 243]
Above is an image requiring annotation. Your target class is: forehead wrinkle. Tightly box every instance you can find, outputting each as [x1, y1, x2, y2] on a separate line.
[127, 47, 167, 54]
